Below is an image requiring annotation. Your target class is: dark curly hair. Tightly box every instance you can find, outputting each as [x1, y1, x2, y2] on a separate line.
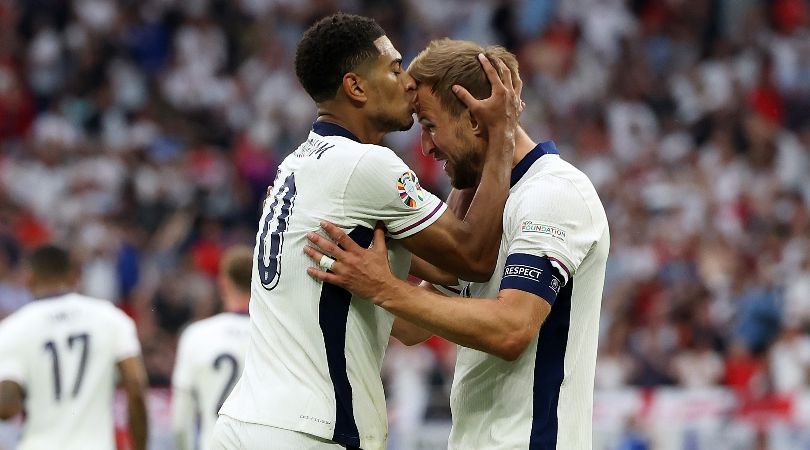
[295, 13, 386, 103]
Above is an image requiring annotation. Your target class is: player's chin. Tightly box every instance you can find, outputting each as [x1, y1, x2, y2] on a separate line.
[396, 115, 414, 131]
[449, 169, 478, 190]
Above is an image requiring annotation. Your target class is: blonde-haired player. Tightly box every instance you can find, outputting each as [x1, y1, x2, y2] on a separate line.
[172, 246, 253, 450]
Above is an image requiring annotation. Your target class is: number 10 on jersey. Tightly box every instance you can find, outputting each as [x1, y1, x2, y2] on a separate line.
[258, 173, 297, 290]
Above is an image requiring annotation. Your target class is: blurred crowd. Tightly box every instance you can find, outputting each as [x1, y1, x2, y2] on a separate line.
[0, 0, 809, 434]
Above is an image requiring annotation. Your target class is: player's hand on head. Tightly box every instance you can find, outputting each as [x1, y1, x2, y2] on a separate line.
[304, 220, 393, 302]
[452, 53, 520, 139]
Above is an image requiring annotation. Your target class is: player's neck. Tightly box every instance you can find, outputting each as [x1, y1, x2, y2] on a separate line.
[512, 127, 537, 168]
[30, 283, 74, 300]
[315, 105, 386, 145]
[224, 295, 250, 315]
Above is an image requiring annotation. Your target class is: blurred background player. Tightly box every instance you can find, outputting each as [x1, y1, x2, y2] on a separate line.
[214, 12, 519, 450]
[0, 245, 148, 450]
[171, 245, 252, 450]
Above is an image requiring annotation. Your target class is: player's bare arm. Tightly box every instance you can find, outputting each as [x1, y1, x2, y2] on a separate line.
[118, 356, 149, 450]
[0, 380, 22, 420]
[408, 187, 476, 284]
[391, 312, 433, 345]
[398, 54, 520, 281]
[306, 223, 550, 361]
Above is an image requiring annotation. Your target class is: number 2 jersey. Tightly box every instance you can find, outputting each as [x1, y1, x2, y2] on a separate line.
[0, 293, 141, 450]
[219, 122, 446, 450]
[172, 312, 251, 450]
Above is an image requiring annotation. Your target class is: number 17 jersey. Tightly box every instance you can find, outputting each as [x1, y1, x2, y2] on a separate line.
[219, 122, 446, 450]
[0, 293, 141, 450]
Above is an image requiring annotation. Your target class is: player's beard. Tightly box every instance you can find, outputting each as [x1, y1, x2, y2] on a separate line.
[449, 131, 484, 190]
[449, 151, 483, 189]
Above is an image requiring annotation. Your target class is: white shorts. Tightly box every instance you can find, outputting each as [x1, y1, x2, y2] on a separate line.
[210, 414, 349, 450]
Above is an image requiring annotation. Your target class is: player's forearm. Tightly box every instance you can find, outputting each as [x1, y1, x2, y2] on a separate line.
[0, 381, 22, 420]
[376, 281, 527, 360]
[128, 393, 148, 450]
[391, 317, 432, 345]
[409, 256, 458, 286]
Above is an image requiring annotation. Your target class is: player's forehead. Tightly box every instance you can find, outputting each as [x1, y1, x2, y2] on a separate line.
[414, 84, 443, 122]
[373, 35, 401, 64]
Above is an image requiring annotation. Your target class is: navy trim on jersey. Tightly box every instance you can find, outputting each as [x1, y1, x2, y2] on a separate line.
[529, 279, 572, 449]
[318, 226, 373, 449]
[500, 253, 564, 305]
[312, 121, 361, 143]
[388, 202, 444, 236]
[511, 141, 559, 187]
[439, 285, 462, 295]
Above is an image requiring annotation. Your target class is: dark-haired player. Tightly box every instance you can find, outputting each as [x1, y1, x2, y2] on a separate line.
[305, 39, 610, 450]
[0, 245, 148, 450]
[212, 12, 520, 450]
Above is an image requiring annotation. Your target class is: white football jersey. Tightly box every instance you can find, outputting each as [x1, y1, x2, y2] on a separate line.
[172, 312, 250, 450]
[443, 142, 610, 450]
[219, 122, 446, 450]
[0, 293, 141, 450]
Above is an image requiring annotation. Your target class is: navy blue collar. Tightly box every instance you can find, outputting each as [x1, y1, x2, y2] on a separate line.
[510, 141, 559, 187]
[312, 121, 361, 143]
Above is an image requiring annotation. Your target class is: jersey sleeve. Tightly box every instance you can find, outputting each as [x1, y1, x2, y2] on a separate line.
[344, 148, 447, 239]
[111, 308, 141, 362]
[500, 179, 598, 303]
[0, 317, 27, 385]
[172, 326, 195, 391]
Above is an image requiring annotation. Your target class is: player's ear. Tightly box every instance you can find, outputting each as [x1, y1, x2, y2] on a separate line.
[342, 72, 367, 103]
[465, 108, 484, 137]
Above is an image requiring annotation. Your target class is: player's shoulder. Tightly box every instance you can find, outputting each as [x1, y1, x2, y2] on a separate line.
[351, 142, 404, 167]
[69, 293, 133, 318]
[331, 142, 401, 172]
[180, 312, 239, 337]
[297, 133, 403, 175]
[305, 130, 395, 158]
[0, 294, 123, 332]
[520, 156, 598, 201]
[510, 156, 606, 230]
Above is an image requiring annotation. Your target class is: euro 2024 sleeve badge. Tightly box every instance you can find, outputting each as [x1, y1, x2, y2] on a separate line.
[397, 171, 425, 208]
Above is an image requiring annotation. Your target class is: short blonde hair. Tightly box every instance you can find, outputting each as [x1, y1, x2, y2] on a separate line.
[408, 39, 519, 116]
[220, 246, 253, 294]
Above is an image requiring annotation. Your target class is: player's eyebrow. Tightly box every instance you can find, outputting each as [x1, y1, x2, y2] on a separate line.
[390, 58, 402, 68]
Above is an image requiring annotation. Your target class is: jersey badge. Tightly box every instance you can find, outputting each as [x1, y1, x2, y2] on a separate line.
[520, 220, 567, 242]
[397, 171, 425, 208]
